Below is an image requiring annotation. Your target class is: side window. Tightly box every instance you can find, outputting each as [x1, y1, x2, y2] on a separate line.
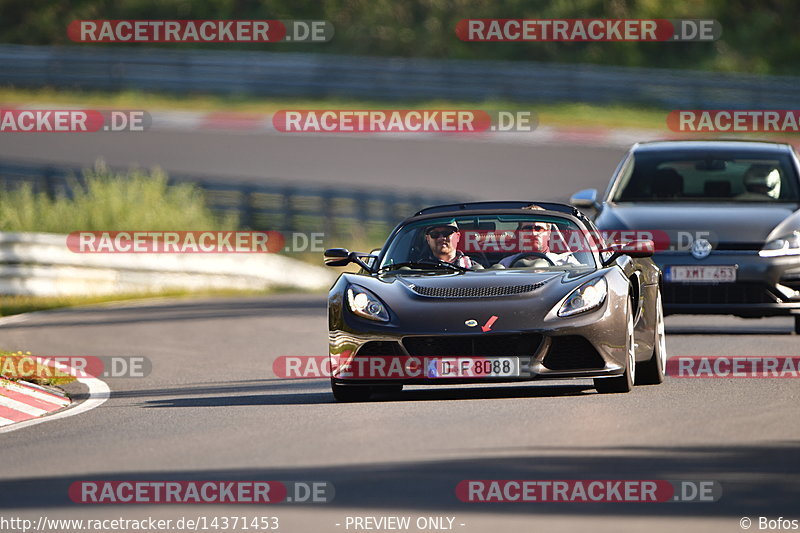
[611, 154, 636, 200]
[363, 249, 381, 270]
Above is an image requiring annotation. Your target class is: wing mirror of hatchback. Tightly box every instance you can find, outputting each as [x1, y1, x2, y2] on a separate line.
[569, 188, 600, 210]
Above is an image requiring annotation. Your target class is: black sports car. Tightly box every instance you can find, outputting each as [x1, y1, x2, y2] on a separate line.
[324, 201, 664, 402]
[571, 140, 800, 332]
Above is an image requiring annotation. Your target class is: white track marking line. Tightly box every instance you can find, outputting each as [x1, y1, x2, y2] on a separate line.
[0, 313, 31, 326]
[0, 360, 110, 434]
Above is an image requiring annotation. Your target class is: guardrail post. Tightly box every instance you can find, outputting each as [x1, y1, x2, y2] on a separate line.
[282, 186, 297, 233]
[240, 186, 256, 229]
[43, 166, 57, 199]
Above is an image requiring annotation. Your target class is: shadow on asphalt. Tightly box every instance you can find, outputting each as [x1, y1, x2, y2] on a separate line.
[103, 379, 326, 400]
[130, 383, 596, 408]
[1, 442, 797, 518]
[664, 316, 795, 335]
[666, 325, 794, 335]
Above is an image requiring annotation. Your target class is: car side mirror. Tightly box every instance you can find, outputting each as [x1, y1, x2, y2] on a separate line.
[324, 248, 351, 267]
[622, 239, 655, 258]
[324, 248, 375, 271]
[570, 188, 599, 210]
[601, 239, 654, 266]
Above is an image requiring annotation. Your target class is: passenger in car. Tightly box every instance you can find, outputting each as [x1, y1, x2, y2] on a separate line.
[737, 164, 782, 200]
[497, 220, 581, 268]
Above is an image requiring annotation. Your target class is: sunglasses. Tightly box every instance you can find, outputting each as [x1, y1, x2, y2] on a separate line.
[427, 229, 457, 239]
[520, 224, 550, 232]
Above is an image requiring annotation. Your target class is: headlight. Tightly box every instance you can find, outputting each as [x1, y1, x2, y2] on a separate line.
[760, 231, 800, 257]
[346, 285, 390, 322]
[557, 278, 607, 317]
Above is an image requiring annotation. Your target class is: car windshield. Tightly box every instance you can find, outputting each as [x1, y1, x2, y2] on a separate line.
[379, 214, 598, 271]
[612, 151, 800, 202]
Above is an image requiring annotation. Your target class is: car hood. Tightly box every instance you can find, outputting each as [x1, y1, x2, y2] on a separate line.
[340, 268, 600, 333]
[392, 268, 579, 289]
[597, 203, 798, 245]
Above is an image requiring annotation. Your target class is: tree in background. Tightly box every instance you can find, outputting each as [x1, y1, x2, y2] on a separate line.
[0, 0, 796, 75]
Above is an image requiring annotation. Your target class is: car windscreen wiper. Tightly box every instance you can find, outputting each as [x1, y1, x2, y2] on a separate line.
[377, 261, 468, 273]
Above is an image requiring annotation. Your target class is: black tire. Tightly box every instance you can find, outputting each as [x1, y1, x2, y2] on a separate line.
[794, 316, 800, 335]
[331, 381, 372, 402]
[594, 300, 635, 394]
[636, 289, 666, 385]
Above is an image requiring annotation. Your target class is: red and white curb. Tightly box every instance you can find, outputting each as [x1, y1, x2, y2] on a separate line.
[0, 349, 110, 434]
[112, 110, 800, 150]
[0, 377, 70, 426]
[147, 110, 675, 148]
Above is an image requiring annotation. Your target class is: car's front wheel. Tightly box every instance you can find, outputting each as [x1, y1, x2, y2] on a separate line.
[794, 316, 800, 335]
[594, 300, 635, 394]
[331, 381, 373, 402]
[636, 289, 666, 385]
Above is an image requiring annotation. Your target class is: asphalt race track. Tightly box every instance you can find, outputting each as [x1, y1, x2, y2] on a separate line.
[0, 130, 625, 200]
[0, 296, 798, 532]
[1, 134, 798, 532]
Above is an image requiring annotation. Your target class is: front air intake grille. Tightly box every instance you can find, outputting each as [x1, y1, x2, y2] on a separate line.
[412, 282, 544, 298]
[779, 274, 800, 293]
[662, 283, 777, 305]
[403, 333, 542, 357]
[356, 341, 405, 356]
[543, 336, 606, 370]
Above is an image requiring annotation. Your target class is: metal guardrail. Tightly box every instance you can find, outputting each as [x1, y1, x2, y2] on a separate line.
[1, 44, 797, 108]
[0, 232, 336, 296]
[0, 161, 465, 235]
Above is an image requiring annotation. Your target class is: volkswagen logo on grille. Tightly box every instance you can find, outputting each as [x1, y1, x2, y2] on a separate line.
[691, 238, 712, 259]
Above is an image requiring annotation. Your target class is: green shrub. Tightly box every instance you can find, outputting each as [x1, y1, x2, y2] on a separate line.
[0, 162, 236, 233]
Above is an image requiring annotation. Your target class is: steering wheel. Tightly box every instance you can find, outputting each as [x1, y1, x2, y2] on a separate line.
[510, 252, 555, 268]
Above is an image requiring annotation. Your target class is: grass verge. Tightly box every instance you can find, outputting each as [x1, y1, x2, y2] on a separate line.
[0, 287, 317, 317]
[0, 86, 671, 130]
[1, 350, 76, 386]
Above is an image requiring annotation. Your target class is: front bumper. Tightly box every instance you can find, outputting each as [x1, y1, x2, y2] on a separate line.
[329, 317, 628, 386]
[657, 251, 800, 316]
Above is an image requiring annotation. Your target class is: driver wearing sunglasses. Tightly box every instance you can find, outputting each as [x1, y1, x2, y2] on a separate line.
[424, 220, 483, 269]
[498, 219, 581, 268]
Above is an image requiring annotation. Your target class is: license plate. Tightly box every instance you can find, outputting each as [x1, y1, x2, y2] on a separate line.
[667, 266, 737, 283]
[424, 357, 520, 378]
